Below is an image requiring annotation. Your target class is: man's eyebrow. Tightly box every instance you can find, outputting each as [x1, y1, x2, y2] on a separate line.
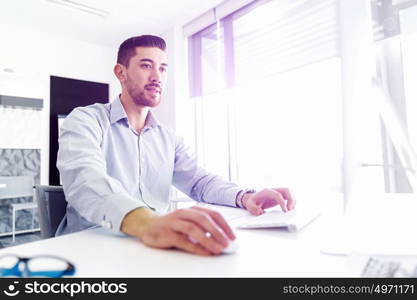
[139, 58, 168, 67]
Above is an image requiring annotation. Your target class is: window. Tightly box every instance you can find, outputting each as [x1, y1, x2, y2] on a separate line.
[371, 0, 417, 192]
[231, 0, 342, 195]
[189, 0, 343, 200]
[187, 0, 417, 212]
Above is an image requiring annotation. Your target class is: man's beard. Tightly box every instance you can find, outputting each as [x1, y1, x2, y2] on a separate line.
[129, 88, 161, 107]
[126, 78, 161, 107]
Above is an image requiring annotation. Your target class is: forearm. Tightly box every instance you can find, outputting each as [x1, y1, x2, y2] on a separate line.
[173, 136, 240, 207]
[190, 174, 242, 207]
[120, 207, 159, 237]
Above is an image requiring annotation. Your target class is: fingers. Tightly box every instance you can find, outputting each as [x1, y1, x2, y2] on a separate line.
[245, 188, 291, 216]
[141, 207, 236, 256]
[244, 199, 264, 216]
[172, 220, 224, 255]
[191, 206, 236, 240]
[173, 233, 212, 256]
[176, 207, 230, 247]
[273, 188, 296, 210]
[270, 190, 288, 212]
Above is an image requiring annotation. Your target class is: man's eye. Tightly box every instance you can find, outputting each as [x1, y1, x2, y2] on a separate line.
[141, 64, 152, 69]
[160, 67, 167, 73]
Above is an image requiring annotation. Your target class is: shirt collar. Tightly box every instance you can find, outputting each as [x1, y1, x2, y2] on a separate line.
[110, 96, 161, 129]
[144, 110, 160, 129]
[110, 96, 127, 124]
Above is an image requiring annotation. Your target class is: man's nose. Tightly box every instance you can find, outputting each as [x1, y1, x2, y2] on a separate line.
[150, 69, 162, 84]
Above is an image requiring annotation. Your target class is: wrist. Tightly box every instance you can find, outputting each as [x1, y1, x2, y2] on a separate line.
[241, 192, 252, 209]
[120, 207, 158, 237]
[236, 189, 256, 209]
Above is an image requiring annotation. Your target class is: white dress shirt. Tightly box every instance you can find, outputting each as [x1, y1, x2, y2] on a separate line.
[56, 96, 242, 235]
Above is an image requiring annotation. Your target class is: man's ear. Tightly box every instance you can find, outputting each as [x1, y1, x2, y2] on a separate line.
[114, 64, 126, 82]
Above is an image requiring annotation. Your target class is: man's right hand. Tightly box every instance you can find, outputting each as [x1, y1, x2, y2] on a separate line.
[120, 206, 236, 256]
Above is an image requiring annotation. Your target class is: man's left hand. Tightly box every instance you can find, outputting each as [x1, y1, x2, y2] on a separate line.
[242, 188, 296, 216]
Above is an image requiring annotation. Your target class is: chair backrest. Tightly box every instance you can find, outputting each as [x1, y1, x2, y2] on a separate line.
[35, 185, 67, 239]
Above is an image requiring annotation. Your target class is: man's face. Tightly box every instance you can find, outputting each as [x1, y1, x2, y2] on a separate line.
[123, 47, 168, 107]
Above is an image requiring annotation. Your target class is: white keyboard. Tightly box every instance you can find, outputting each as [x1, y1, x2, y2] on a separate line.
[361, 256, 417, 277]
[236, 209, 321, 232]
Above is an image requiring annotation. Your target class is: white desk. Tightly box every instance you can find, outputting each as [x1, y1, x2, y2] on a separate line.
[0, 205, 352, 277]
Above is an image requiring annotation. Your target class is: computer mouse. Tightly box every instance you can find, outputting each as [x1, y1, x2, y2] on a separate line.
[222, 240, 239, 254]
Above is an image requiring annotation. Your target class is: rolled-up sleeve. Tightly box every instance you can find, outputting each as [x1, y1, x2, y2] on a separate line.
[172, 136, 242, 207]
[57, 108, 143, 232]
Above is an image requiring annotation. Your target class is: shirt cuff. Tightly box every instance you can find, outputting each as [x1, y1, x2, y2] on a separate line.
[219, 187, 243, 208]
[100, 193, 147, 233]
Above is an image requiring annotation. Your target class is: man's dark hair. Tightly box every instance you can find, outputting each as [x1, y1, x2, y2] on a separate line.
[117, 35, 166, 67]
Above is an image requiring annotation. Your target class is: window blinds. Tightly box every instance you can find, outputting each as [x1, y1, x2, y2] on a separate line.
[232, 0, 340, 84]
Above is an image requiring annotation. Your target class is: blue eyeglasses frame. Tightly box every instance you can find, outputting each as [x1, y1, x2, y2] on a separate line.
[0, 254, 75, 278]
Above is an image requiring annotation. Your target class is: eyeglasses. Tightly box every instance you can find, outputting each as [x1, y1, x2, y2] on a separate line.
[0, 254, 75, 278]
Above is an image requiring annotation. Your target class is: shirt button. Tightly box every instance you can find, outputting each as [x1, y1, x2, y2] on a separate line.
[101, 220, 112, 229]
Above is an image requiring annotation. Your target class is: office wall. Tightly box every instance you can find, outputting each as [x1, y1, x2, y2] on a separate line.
[0, 23, 189, 187]
[0, 24, 119, 185]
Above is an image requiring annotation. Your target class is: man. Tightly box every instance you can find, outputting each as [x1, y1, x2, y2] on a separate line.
[57, 35, 295, 256]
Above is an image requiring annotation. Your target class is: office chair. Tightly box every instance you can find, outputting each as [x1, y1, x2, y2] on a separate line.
[35, 185, 67, 239]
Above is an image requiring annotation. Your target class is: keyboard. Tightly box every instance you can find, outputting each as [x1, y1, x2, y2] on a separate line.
[236, 209, 321, 232]
[361, 256, 417, 277]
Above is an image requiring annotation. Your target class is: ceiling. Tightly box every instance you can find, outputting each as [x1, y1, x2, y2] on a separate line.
[0, 0, 224, 48]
